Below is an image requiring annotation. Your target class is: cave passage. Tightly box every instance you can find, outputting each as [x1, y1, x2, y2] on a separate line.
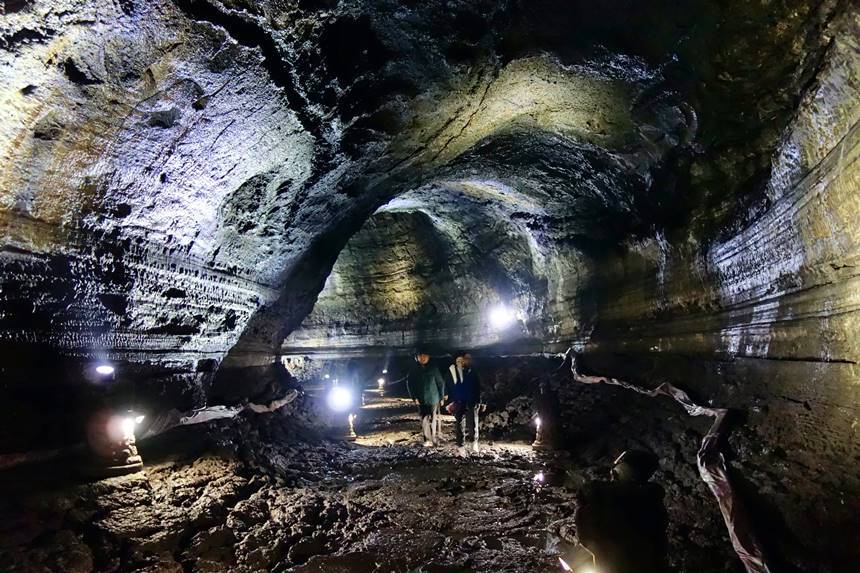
[1, 1, 859, 572]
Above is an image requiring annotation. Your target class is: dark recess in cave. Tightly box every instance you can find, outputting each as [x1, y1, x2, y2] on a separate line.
[0, 1, 857, 572]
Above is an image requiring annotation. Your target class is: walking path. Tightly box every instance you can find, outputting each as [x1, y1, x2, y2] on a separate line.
[0, 391, 582, 572]
[290, 391, 579, 571]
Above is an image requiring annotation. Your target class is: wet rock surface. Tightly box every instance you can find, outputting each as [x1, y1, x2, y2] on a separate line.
[1, 389, 751, 573]
[0, 405, 556, 572]
[1, 0, 849, 386]
[1, 1, 858, 570]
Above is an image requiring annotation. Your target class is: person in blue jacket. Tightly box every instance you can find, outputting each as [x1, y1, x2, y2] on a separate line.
[447, 351, 482, 454]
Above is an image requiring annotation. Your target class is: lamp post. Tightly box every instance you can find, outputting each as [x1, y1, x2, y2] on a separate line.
[346, 413, 357, 441]
[85, 411, 145, 477]
[326, 385, 357, 441]
[532, 415, 548, 450]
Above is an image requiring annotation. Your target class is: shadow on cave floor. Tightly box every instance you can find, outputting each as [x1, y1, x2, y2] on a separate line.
[0, 387, 756, 572]
[350, 391, 535, 456]
[0, 393, 584, 572]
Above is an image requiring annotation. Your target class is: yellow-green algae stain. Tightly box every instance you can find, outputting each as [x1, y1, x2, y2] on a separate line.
[392, 55, 636, 169]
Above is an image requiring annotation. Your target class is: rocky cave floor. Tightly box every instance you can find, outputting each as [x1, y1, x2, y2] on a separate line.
[0, 391, 740, 573]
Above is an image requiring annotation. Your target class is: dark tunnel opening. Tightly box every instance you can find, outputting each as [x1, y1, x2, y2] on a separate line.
[1, 1, 858, 572]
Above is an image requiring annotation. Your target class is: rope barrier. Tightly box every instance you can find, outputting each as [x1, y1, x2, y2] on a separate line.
[562, 349, 771, 573]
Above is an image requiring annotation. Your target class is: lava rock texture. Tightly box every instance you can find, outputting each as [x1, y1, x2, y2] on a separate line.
[1, 0, 859, 571]
[0, 393, 734, 573]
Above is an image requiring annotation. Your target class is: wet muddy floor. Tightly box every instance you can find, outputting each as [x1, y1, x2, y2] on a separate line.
[0, 393, 583, 572]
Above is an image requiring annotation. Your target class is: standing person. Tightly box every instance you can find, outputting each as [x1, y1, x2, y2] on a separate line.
[407, 349, 446, 447]
[448, 351, 481, 455]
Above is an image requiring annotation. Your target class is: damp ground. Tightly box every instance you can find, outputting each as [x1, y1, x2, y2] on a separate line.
[0, 393, 583, 572]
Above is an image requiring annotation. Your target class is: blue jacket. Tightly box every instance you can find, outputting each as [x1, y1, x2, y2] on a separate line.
[447, 364, 480, 405]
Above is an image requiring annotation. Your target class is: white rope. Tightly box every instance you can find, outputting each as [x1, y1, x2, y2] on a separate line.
[563, 349, 771, 573]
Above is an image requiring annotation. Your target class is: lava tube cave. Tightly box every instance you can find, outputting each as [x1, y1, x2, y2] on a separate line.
[0, 1, 858, 572]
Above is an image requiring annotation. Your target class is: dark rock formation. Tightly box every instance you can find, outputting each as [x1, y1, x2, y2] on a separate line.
[0, 395, 730, 573]
[1, 0, 858, 571]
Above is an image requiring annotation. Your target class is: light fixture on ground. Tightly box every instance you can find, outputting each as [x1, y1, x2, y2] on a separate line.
[120, 414, 145, 437]
[95, 363, 115, 376]
[345, 413, 357, 441]
[84, 411, 145, 477]
[489, 304, 516, 330]
[532, 415, 548, 450]
[326, 385, 353, 412]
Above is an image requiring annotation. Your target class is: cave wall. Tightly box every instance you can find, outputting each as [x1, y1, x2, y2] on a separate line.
[1, 14, 855, 561]
[582, 15, 860, 568]
[283, 192, 592, 354]
[1, 1, 857, 569]
[0, 0, 688, 410]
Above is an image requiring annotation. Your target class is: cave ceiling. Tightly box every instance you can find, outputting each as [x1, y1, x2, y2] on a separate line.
[0, 0, 846, 366]
[1, 5, 858, 569]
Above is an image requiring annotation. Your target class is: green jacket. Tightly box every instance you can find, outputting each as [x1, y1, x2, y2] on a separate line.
[407, 363, 446, 405]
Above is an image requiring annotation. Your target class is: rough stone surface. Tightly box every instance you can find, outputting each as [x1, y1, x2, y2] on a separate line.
[0, 391, 746, 573]
[1, 0, 859, 571]
[2, 0, 845, 380]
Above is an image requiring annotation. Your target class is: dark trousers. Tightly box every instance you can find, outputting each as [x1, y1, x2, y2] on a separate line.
[454, 403, 479, 446]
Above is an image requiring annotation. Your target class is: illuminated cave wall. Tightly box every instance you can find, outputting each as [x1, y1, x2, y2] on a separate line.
[2, 0, 702, 397]
[0, 0, 856, 502]
[1, 0, 858, 567]
[283, 187, 591, 354]
[580, 22, 860, 563]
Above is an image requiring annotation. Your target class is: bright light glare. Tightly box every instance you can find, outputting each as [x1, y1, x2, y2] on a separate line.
[489, 304, 516, 329]
[535, 416, 542, 428]
[327, 386, 353, 412]
[382, 368, 388, 374]
[558, 557, 572, 571]
[534, 471, 545, 483]
[135, 415, 145, 424]
[95, 364, 115, 376]
[377, 377, 385, 386]
[120, 417, 136, 436]
[579, 568, 597, 573]
[324, 374, 330, 379]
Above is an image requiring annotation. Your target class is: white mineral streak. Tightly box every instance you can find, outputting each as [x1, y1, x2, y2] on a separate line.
[709, 117, 859, 361]
[767, 18, 860, 202]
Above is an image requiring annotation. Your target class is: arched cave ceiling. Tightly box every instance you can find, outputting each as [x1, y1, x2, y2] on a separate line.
[2, 4, 858, 568]
[1, 0, 858, 383]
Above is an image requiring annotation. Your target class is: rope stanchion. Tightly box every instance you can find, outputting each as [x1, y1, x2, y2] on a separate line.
[563, 349, 771, 573]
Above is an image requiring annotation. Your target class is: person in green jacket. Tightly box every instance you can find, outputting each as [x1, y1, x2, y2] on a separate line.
[407, 349, 447, 447]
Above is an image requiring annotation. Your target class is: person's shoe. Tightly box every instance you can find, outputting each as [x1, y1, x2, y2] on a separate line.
[423, 441, 434, 448]
[471, 442, 480, 453]
[457, 446, 467, 458]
